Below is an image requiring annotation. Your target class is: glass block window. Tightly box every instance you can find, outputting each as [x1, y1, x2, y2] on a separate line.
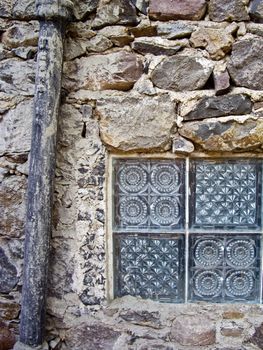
[112, 158, 262, 303]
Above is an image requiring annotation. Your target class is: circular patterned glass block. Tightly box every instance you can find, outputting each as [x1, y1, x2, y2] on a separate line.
[194, 239, 224, 267]
[119, 197, 147, 225]
[194, 270, 223, 297]
[151, 165, 179, 193]
[119, 165, 147, 193]
[151, 197, 179, 226]
[225, 270, 254, 297]
[226, 239, 256, 268]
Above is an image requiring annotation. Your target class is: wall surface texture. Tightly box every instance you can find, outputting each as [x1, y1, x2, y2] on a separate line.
[2, 0, 263, 349]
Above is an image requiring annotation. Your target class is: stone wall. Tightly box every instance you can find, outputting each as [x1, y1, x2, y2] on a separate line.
[2, 0, 263, 349]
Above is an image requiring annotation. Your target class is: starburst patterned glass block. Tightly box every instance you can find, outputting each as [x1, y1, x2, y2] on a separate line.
[189, 234, 260, 302]
[114, 159, 185, 232]
[115, 234, 185, 303]
[190, 160, 262, 230]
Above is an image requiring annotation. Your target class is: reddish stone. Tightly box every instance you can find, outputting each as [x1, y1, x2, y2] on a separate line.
[0, 321, 16, 350]
[213, 69, 230, 95]
[149, 0, 207, 21]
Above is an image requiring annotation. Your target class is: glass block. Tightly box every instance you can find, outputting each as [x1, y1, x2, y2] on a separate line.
[115, 234, 185, 303]
[189, 234, 260, 302]
[114, 159, 185, 232]
[190, 160, 262, 230]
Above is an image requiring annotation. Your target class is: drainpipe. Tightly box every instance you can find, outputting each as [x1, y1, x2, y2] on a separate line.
[14, 1, 73, 349]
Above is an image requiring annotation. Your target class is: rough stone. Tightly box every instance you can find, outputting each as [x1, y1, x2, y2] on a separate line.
[249, 0, 263, 23]
[172, 135, 195, 154]
[0, 300, 20, 320]
[228, 38, 263, 90]
[2, 21, 39, 49]
[179, 116, 263, 152]
[247, 22, 263, 36]
[0, 247, 18, 293]
[220, 323, 244, 337]
[63, 51, 143, 91]
[249, 322, 263, 349]
[182, 94, 252, 121]
[151, 52, 214, 91]
[73, 0, 99, 20]
[0, 321, 16, 350]
[12, 0, 36, 20]
[92, 0, 138, 29]
[0, 1, 12, 18]
[223, 311, 244, 319]
[96, 94, 176, 151]
[133, 75, 157, 95]
[157, 21, 195, 39]
[190, 27, 234, 60]
[99, 26, 133, 47]
[131, 0, 149, 15]
[149, 0, 207, 21]
[213, 67, 230, 95]
[86, 35, 113, 53]
[0, 44, 13, 61]
[0, 59, 35, 96]
[132, 37, 188, 56]
[0, 99, 33, 156]
[64, 323, 121, 350]
[12, 47, 37, 60]
[64, 38, 87, 61]
[119, 309, 161, 328]
[208, 0, 249, 22]
[0, 175, 27, 239]
[129, 19, 157, 37]
[171, 315, 216, 346]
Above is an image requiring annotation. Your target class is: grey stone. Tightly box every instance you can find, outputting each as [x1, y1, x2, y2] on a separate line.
[213, 68, 230, 95]
[0, 1, 12, 18]
[12, 0, 36, 19]
[149, 0, 207, 20]
[209, 0, 249, 22]
[119, 309, 161, 328]
[13, 341, 49, 350]
[64, 323, 121, 350]
[131, 0, 149, 14]
[0, 247, 18, 293]
[228, 38, 263, 90]
[183, 94, 252, 121]
[172, 135, 195, 154]
[12, 47, 37, 60]
[0, 99, 33, 156]
[190, 27, 234, 60]
[179, 116, 263, 152]
[0, 59, 35, 96]
[249, 322, 263, 349]
[64, 38, 87, 61]
[157, 21, 195, 39]
[247, 22, 263, 36]
[73, 0, 99, 20]
[2, 21, 39, 49]
[129, 19, 157, 37]
[249, 0, 263, 23]
[97, 94, 176, 151]
[151, 53, 214, 91]
[132, 37, 188, 56]
[0, 174, 27, 238]
[92, 0, 138, 29]
[86, 35, 113, 53]
[0, 44, 13, 61]
[171, 315, 216, 346]
[99, 26, 133, 47]
[63, 51, 143, 91]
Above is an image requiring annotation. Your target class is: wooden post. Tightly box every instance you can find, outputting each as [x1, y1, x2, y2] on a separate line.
[14, 1, 73, 348]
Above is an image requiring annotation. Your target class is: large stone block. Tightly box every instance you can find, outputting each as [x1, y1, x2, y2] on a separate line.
[92, 0, 138, 29]
[149, 0, 207, 20]
[171, 315, 216, 346]
[228, 38, 263, 90]
[2, 21, 39, 49]
[151, 52, 213, 91]
[209, 0, 249, 22]
[0, 176, 27, 239]
[0, 99, 33, 156]
[0, 59, 35, 96]
[64, 323, 121, 350]
[179, 116, 263, 152]
[250, 0, 263, 22]
[63, 51, 143, 91]
[132, 37, 188, 56]
[96, 94, 176, 151]
[182, 94, 252, 121]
